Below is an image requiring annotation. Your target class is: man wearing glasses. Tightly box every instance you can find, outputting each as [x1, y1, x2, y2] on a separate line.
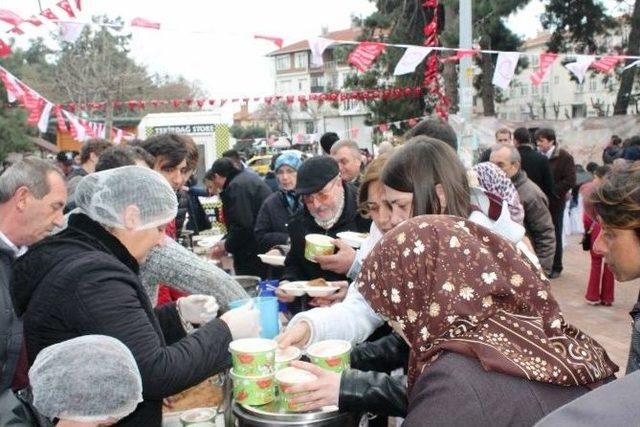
[278, 156, 370, 314]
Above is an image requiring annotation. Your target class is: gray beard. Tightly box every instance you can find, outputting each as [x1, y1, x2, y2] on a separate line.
[313, 192, 345, 230]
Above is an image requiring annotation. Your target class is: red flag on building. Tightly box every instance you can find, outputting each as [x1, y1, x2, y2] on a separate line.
[590, 55, 623, 73]
[131, 17, 161, 30]
[530, 52, 558, 86]
[56, 0, 75, 18]
[348, 42, 386, 73]
[0, 9, 23, 26]
[40, 8, 59, 21]
[254, 35, 283, 48]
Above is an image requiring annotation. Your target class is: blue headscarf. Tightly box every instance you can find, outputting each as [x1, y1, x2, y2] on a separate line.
[274, 151, 302, 172]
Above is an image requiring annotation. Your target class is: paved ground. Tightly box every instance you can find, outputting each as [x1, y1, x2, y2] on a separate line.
[551, 234, 640, 375]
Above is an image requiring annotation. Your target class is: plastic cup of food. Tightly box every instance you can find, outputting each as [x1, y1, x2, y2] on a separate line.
[306, 340, 351, 373]
[304, 234, 335, 262]
[230, 368, 276, 406]
[229, 338, 277, 376]
[275, 346, 302, 371]
[179, 407, 217, 425]
[275, 367, 318, 412]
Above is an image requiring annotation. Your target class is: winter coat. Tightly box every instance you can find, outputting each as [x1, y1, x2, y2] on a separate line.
[404, 352, 589, 427]
[518, 145, 555, 200]
[547, 147, 576, 215]
[10, 213, 233, 427]
[512, 170, 556, 275]
[282, 182, 370, 283]
[602, 145, 623, 164]
[220, 170, 272, 276]
[254, 190, 301, 253]
[0, 239, 20, 392]
[340, 332, 408, 417]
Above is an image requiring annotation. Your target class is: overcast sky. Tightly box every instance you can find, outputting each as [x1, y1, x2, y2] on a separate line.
[0, 0, 627, 100]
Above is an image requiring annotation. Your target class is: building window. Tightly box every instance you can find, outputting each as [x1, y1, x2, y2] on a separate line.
[554, 76, 560, 85]
[310, 76, 324, 93]
[298, 79, 306, 91]
[275, 55, 291, 71]
[294, 52, 308, 69]
[532, 54, 539, 68]
[541, 82, 549, 95]
[305, 121, 315, 134]
[589, 78, 598, 91]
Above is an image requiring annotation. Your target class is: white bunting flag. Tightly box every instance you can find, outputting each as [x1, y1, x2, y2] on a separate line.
[492, 52, 520, 90]
[37, 101, 53, 133]
[59, 21, 86, 43]
[393, 46, 432, 76]
[623, 59, 640, 71]
[63, 110, 86, 142]
[565, 55, 595, 84]
[309, 37, 334, 67]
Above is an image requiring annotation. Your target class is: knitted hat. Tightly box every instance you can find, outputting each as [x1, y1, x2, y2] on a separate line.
[274, 151, 303, 172]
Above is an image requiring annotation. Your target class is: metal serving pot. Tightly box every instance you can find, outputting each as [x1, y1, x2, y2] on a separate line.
[231, 401, 358, 427]
[232, 276, 261, 297]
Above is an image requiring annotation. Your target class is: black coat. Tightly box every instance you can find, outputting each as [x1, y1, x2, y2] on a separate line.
[10, 214, 233, 427]
[282, 182, 370, 283]
[220, 170, 273, 276]
[254, 190, 301, 253]
[548, 147, 576, 214]
[518, 145, 555, 200]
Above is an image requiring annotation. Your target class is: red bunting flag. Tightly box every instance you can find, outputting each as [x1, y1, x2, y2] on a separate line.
[530, 52, 558, 86]
[254, 35, 283, 48]
[40, 8, 59, 21]
[74, 0, 82, 11]
[442, 49, 478, 63]
[8, 27, 23, 35]
[26, 97, 46, 127]
[54, 105, 68, 133]
[56, 0, 75, 18]
[348, 42, 386, 72]
[131, 17, 161, 30]
[590, 55, 623, 73]
[25, 15, 43, 26]
[0, 10, 23, 26]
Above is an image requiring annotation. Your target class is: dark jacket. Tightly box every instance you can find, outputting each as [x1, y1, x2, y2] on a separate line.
[10, 214, 233, 427]
[254, 190, 301, 253]
[339, 332, 408, 417]
[547, 147, 576, 214]
[512, 170, 556, 275]
[220, 169, 272, 276]
[602, 145, 623, 164]
[518, 145, 555, 200]
[0, 239, 20, 392]
[282, 182, 370, 282]
[404, 352, 589, 427]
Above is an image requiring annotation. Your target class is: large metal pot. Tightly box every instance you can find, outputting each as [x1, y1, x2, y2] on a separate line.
[232, 276, 261, 297]
[232, 401, 358, 427]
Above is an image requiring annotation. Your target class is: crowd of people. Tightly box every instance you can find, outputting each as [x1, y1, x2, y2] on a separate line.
[0, 118, 638, 426]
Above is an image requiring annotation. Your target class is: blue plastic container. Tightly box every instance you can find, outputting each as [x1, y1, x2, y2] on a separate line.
[258, 280, 288, 312]
[229, 296, 279, 339]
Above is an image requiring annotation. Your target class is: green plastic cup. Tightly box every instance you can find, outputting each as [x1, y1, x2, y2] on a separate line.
[275, 367, 318, 412]
[306, 340, 351, 373]
[229, 338, 276, 376]
[275, 346, 302, 371]
[230, 369, 276, 406]
[304, 234, 335, 262]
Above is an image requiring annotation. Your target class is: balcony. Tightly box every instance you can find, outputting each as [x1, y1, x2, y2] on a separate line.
[310, 86, 324, 93]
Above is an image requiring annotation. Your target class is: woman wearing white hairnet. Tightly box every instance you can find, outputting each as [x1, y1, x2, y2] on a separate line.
[10, 166, 259, 426]
[29, 335, 142, 426]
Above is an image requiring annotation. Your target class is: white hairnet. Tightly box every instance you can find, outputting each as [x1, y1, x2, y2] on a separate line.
[29, 335, 143, 422]
[75, 165, 177, 230]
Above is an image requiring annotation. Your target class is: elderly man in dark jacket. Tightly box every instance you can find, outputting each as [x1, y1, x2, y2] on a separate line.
[490, 144, 556, 275]
[10, 167, 258, 427]
[535, 128, 576, 278]
[0, 158, 67, 392]
[208, 158, 272, 277]
[277, 156, 369, 313]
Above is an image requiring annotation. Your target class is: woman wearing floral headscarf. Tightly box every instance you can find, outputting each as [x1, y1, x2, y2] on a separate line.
[472, 161, 525, 224]
[358, 215, 617, 427]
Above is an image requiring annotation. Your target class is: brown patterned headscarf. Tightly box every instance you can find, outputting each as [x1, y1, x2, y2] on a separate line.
[357, 215, 617, 390]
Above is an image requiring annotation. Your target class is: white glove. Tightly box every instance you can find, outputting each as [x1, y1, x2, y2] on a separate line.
[220, 301, 261, 340]
[177, 295, 219, 325]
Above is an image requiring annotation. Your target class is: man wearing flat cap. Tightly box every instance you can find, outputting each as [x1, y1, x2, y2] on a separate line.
[277, 156, 370, 313]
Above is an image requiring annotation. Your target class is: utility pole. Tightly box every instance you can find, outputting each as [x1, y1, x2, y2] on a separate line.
[458, 0, 473, 120]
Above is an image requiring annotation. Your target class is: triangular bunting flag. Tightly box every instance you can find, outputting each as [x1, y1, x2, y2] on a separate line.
[25, 15, 43, 26]
[565, 55, 595, 84]
[0, 38, 11, 57]
[0, 9, 23, 26]
[55, 105, 68, 133]
[37, 102, 54, 133]
[590, 55, 623, 73]
[530, 52, 558, 86]
[254, 34, 283, 48]
[393, 46, 432, 76]
[56, 0, 76, 18]
[40, 8, 59, 21]
[131, 17, 161, 30]
[59, 22, 86, 43]
[348, 42, 385, 73]
[492, 52, 520, 90]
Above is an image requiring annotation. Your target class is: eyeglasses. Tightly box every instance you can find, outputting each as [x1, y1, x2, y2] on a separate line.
[302, 178, 340, 204]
